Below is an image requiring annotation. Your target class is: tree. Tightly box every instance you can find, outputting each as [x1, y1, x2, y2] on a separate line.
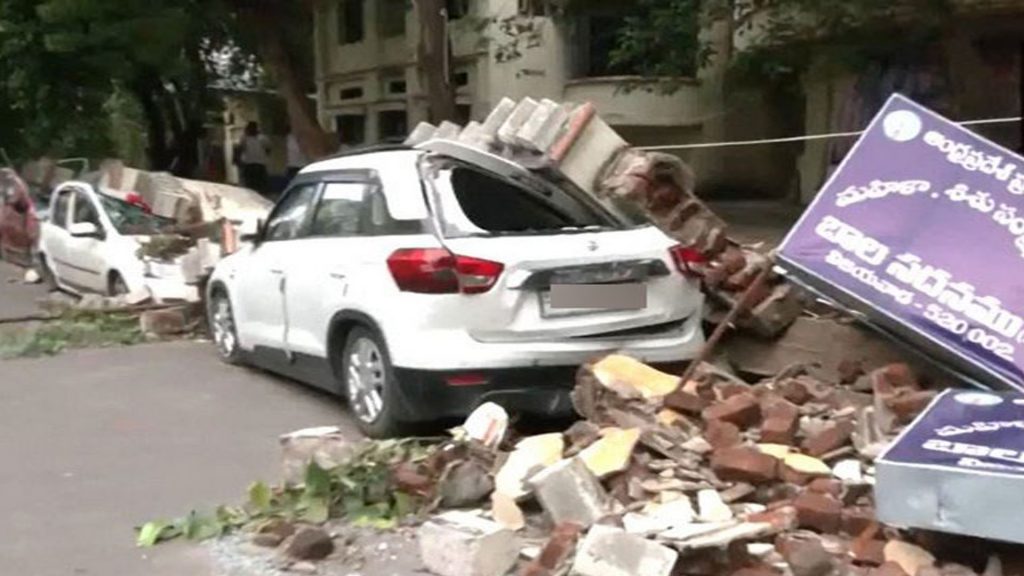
[415, 0, 458, 124]
[225, 0, 335, 161]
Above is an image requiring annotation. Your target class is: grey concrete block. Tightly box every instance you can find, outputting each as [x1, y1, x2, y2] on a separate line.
[418, 511, 519, 576]
[571, 525, 678, 576]
[528, 457, 610, 528]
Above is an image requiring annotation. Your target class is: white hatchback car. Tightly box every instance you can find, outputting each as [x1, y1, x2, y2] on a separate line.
[207, 142, 706, 437]
[38, 180, 196, 301]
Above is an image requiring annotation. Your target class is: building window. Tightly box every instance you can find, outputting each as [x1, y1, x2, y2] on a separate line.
[338, 0, 365, 45]
[385, 79, 407, 95]
[379, 0, 406, 38]
[336, 114, 367, 146]
[379, 110, 409, 141]
[339, 87, 364, 101]
[455, 105, 472, 125]
[453, 70, 470, 88]
[446, 0, 469, 20]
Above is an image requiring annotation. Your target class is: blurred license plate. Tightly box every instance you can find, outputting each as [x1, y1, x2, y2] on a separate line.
[539, 283, 647, 318]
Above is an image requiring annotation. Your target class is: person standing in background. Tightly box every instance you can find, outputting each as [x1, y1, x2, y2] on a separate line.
[236, 121, 271, 195]
[286, 130, 307, 181]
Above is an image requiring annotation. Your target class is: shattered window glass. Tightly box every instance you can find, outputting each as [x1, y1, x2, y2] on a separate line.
[427, 160, 628, 237]
[97, 193, 173, 236]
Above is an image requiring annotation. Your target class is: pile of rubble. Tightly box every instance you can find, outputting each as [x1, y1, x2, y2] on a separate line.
[405, 96, 805, 339]
[386, 354, 1018, 576]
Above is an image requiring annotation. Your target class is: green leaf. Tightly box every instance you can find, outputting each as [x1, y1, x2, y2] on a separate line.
[304, 460, 332, 497]
[393, 492, 416, 518]
[137, 521, 171, 547]
[247, 481, 272, 514]
[300, 496, 330, 524]
[181, 511, 224, 542]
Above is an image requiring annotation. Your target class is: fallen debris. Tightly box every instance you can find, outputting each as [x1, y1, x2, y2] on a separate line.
[418, 511, 519, 576]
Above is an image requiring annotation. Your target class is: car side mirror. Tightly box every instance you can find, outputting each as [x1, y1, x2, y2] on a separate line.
[69, 221, 102, 239]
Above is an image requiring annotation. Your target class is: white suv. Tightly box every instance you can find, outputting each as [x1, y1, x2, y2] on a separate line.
[206, 142, 705, 437]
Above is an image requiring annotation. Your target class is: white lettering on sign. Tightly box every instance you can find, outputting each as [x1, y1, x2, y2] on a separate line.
[923, 130, 1019, 183]
[936, 420, 1024, 437]
[835, 180, 931, 208]
[813, 215, 1024, 361]
[923, 439, 1024, 464]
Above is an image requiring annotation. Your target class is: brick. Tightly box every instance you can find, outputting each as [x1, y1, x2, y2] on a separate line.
[876, 363, 919, 390]
[664, 389, 708, 416]
[706, 420, 742, 449]
[841, 507, 876, 536]
[807, 478, 843, 498]
[571, 525, 678, 576]
[720, 383, 753, 400]
[711, 447, 778, 484]
[703, 392, 761, 428]
[838, 359, 866, 385]
[885, 390, 936, 424]
[793, 491, 843, 534]
[139, 307, 188, 336]
[519, 521, 582, 576]
[851, 539, 887, 567]
[779, 379, 812, 405]
[760, 396, 800, 445]
[780, 536, 835, 576]
[419, 511, 519, 576]
[731, 565, 782, 576]
[803, 421, 855, 458]
[748, 505, 798, 532]
[528, 457, 610, 528]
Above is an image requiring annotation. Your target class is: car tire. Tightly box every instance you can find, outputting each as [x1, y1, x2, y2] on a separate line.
[108, 272, 129, 297]
[208, 289, 244, 365]
[341, 327, 404, 438]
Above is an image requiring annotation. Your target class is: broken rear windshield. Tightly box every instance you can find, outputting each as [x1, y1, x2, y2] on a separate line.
[98, 193, 174, 235]
[427, 160, 644, 237]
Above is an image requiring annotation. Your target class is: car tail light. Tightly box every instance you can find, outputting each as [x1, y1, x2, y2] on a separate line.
[445, 373, 490, 387]
[387, 248, 504, 295]
[669, 244, 708, 278]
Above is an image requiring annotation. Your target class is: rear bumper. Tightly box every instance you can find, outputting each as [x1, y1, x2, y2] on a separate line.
[391, 366, 578, 421]
[387, 306, 705, 371]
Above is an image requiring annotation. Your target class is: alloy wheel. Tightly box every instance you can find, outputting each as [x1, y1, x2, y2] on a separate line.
[346, 337, 386, 423]
[211, 294, 238, 358]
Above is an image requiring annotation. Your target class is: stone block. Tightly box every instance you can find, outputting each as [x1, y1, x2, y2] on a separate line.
[570, 525, 678, 576]
[279, 426, 356, 487]
[703, 392, 761, 428]
[529, 457, 611, 528]
[419, 511, 519, 576]
[711, 447, 778, 484]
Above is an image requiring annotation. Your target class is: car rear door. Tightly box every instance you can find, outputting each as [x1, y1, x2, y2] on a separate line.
[421, 157, 702, 342]
[42, 187, 74, 283]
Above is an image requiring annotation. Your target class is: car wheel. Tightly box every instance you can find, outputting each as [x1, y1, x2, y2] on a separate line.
[341, 327, 403, 438]
[208, 289, 243, 365]
[109, 272, 129, 297]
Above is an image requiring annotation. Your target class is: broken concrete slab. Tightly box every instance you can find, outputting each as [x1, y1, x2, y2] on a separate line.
[579, 427, 641, 478]
[418, 511, 519, 576]
[494, 433, 565, 500]
[571, 525, 678, 576]
[279, 426, 357, 487]
[528, 457, 611, 528]
[589, 355, 681, 400]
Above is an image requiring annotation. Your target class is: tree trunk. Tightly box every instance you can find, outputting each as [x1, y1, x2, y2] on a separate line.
[416, 0, 458, 124]
[132, 73, 171, 171]
[235, 5, 335, 161]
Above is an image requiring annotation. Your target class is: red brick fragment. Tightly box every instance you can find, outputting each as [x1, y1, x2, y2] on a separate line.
[886, 390, 936, 424]
[803, 421, 855, 457]
[749, 505, 798, 532]
[779, 379, 812, 405]
[731, 565, 782, 576]
[711, 446, 778, 484]
[703, 392, 761, 428]
[720, 383, 752, 400]
[838, 359, 866, 385]
[664, 388, 707, 415]
[706, 420, 742, 449]
[520, 522, 583, 576]
[793, 491, 843, 534]
[841, 506, 877, 536]
[760, 395, 800, 445]
[779, 464, 814, 486]
[808, 478, 843, 498]
[850, 538, 887, 567]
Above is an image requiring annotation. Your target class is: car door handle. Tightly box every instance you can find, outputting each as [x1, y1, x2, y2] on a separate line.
[330, 272, 346, 280]
[270, 269, 284, 275]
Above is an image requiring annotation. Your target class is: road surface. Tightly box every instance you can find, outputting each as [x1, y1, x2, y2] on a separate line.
[0, 340, 357, 576]
[0, 260, 49, 321]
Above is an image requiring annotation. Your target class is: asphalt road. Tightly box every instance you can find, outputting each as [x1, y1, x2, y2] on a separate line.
[0, 260, 50, 321]
[0, 340, 358, 576]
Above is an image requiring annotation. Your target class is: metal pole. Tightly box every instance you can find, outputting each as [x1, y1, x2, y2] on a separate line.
[679, 256, 776, 384]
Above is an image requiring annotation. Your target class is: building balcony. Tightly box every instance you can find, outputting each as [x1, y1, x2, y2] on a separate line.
[562, 77, 704, 127]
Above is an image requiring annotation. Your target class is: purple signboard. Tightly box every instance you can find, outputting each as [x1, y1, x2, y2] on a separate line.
[880, 390, 1024, 476]
[779, 94, 1024, 391]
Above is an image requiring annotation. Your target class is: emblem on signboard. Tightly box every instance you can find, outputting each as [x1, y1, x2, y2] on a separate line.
[883, 110, 923, 142]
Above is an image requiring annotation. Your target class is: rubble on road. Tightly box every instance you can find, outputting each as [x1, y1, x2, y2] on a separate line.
[396, 355, 1024, 576]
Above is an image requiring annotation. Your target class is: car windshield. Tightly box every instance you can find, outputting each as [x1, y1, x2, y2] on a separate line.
[425, 157, 649, 237]
[98, 193, 174, 235]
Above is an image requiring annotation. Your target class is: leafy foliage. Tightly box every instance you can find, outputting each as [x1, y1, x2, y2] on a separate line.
[0, 310, 145, 359]
[137, 438, 442, 547]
